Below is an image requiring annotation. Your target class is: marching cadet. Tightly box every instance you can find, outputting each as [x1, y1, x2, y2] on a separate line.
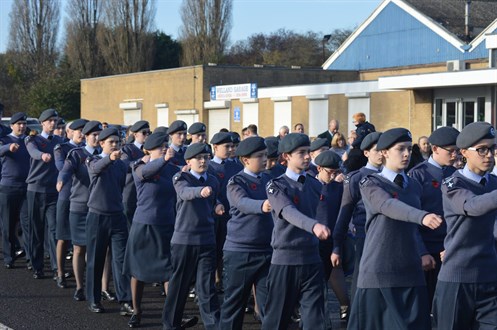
[53, 118, 67, 140]
[307, 138, 330, 177]
[331, 132, 382, 305]
[25, 108, 63, 279]
[167, 120, 188, 168]
[85, 127, 132, 315]
[162, 143, 224, 330]
[433, 122, 497, 329]
[262, 133, 331, 330]
[53, 118, 88, 288]
[264, 137, 286, 178]
[208, 132, 243, 290]
[313, 150, 349, 323]
[407, 126, 459, 310]
[347, 128, 442, 329]
[57, 120, 102, 302]
[220, 136, 273, 329]
[121, 120, 150, 225]
[0, 112, 30, 269]
[188, 122, 207, 144]
[123, 132, 179, 328]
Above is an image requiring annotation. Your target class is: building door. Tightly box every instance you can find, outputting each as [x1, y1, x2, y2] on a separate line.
[208, 109, 230, 141]
[434, 97, 486, 131]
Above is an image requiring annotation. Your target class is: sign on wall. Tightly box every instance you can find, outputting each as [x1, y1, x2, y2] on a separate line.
[234, 107, 241, 122]
[210, 83, 257, 101]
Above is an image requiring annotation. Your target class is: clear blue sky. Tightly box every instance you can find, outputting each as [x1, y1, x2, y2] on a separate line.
[0, 0, 382, 53]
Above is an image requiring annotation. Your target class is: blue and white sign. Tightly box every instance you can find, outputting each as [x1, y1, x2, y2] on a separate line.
[210, 83, 258, 101]
[234, 107, 241, 122]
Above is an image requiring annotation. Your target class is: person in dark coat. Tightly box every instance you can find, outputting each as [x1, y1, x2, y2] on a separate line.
[351, 112, 375, 150]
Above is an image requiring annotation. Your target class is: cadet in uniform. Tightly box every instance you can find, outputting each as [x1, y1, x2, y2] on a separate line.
[263, 133, 331, 330]
[0, 112, 30, 269]
[54, 118, 88, 288]
[85, 127, 132, 315]
[167, 120, 188, 168]
[57, 120, 102, 301]
[25, 108, 64, 279]
[407, 126, 459, 310]
[433, 122, 497, 329]
[123, 132, 179, 327]
[264, 137, 286, 178]
[307, 138, 330, 177]
[220, 136, 273, 329]
[348, 128, 442, 329]
[121, 120, 150, 225]
[162, 143, 224, 330]
[188, 122, 207, 144]
[331, 132, 382, 306]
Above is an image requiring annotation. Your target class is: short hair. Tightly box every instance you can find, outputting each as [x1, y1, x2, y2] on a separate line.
[294, 123, 303, 130]
[352, 112, 366, 124]
[241, 127, 248, 134]
[219, 128, 229, 133]
[331, 132, 346, 148]
[418, 136, 429, 144]
[247, 124, 258, 135]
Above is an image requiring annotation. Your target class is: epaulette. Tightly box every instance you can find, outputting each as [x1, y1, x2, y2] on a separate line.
[442, 176, 455, 189]
[359, 176, 371, 187]
[266, 180, 276, 195]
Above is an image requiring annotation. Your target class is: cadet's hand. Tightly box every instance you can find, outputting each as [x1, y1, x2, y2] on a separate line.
[9, 143, 19, 153]
[312, 223, 331, 240]
[41, 153, 51, 163]
[141, 155, 151, 163]
[334, 173, 345, 183]
[181, 164, 190, 172]
[164, 147, 175, 161]
[422, 213, 442, 229]
[262, 200, 272, 213]
[56, 181, 63, 192]
[215, 204, 225, 215]
[421, 254, 436, 271]
[440, 250, 446, 263]
[331, 253, 341, 267]
[110, 150, 122, 161]
[200, 186, 212, 198]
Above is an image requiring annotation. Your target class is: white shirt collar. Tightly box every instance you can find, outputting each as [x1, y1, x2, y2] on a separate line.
[428, 156, 443, 169]
[85, 145, 96, 155]
[365, 162, 381, 172]
[380, 166, 408, 187]
[133, 141, 143, 150]
[190, 169, 207, 181]
[285, 168, 305, 182]
[41, 131, 51, 139]
[212, 155, 225, 164]
[461, 165, 488, 184]
[243, 168, 260, 178]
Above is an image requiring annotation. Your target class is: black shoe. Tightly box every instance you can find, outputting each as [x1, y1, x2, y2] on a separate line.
[33, 270, 44, 279]
[253, 312, 262, 324]
[152, 282, 161, 287]
[290, 311, 301, 323]
[4, 263, 14, 269]
[181, 315, 198, 329]
[101, 290, 117, 302]
[66, 250, 73, 260]
[56, 276, 67, 289]
[120, 302, 134, 316]
[188, 287, 196, 300]
[88, 302, 105, 313]
[340, 305, 349, 320]
[64, 271, 73, 279]
[15, 249, 26, 260]
[128, 313, 141, 328]
[52, 271, 58, 281]
[26, 260, 33, 271]
[74, 288, 86, 301]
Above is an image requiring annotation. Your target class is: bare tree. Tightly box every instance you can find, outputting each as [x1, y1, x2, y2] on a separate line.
[98, 0, 156, 74]
[179, 0, 232, 65]
[64, 0, 105, 77]
[8, 0, 60, 76]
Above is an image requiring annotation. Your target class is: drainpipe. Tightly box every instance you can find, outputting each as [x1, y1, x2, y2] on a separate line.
[465, 1, 471, 42]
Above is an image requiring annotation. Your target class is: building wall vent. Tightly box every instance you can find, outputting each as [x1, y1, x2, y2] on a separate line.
[447, 60, 464, 72]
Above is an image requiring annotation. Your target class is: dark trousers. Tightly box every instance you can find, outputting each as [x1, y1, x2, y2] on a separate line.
[86, 212, 131, 304]
[351, 236, 365, 304]
[433, 281, 497, 329]
[162, 244, 220, 330]
[262, 263, 326, 330]
[123, 202, 136, 227]
[27, 191, 57, 272]
[348, 286, 431, 330]
[424, 252, 442, 311]
[220, 251, 271, 330]
[0, 186, 28, 265]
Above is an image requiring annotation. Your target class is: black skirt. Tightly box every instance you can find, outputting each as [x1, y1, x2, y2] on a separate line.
[69, 211, 87, 246]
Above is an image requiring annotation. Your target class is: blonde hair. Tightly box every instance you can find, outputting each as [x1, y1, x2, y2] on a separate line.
[331, 132, 346, 148]
[353, 112, 366, 124]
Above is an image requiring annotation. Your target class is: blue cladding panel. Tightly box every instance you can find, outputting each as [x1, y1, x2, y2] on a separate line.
[328, 2, 492, 70]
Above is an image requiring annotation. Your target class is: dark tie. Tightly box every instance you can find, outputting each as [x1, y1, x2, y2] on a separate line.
[93, 149, 99, 155]
[47, 135, 53, 141]
[221, 160, 225, 165]
[298, 175, 306, 184]
[480, 177, 486, 186]
[140, 145, 143, 151]
[199, 176, 205, 183]
[177, 148, 183, 155]
[394, 174, 404, 188]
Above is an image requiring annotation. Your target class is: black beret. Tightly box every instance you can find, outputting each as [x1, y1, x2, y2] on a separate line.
[154, 126, 168, 134]
[39, 108, 58, 122]
[314, 150, 341, 169]
[69, 119, 89, 131]
[278, 133, 310, 153]
[82, 121, 103, 135]
[144, 132, 168, 150]
[188, 122, 206, 135]
[10, 112, 27, 124]
[265, 137, 279, 158]
[360, 132, 382, 151]
[184, 143, 211, 160]
[428, 127, 459, 147]
[167, 120, 187, 135]
[56, 118, 66, 127]
[456, 122, 496, 149]
[231, 132, 241, 144]
[130, 120, 149, 133]
[211, 132, 234, 145]
[98, 127, 119, 142]
[235, 136, 266, 157]
[376, 128, 412, 150]
[310, 138, 329, 152]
